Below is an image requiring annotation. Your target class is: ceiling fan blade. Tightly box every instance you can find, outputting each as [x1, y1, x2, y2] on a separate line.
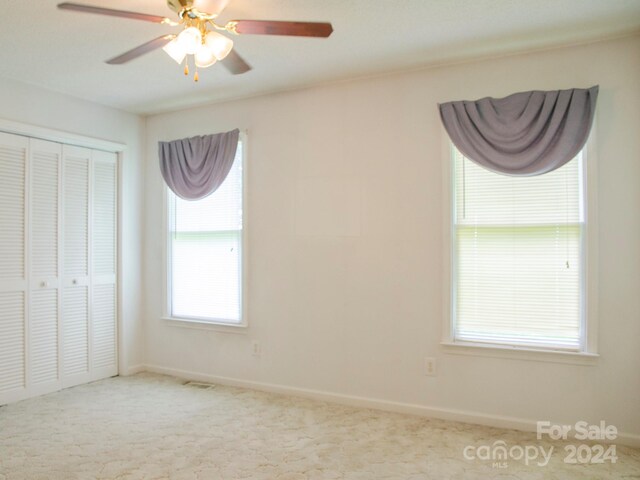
[221, 50, 252, 75]
[228, 20, 333, 38]
[58, 3, 177, 25]
[106, 35, 175, 65]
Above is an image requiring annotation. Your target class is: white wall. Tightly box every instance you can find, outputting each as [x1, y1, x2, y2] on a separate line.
[143, 35, 640, 438]
[0, 78, 145, 373]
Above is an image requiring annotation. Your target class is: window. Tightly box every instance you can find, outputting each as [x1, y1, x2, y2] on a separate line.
[166, 140, 244, 325]
[451, 146, 586, 351]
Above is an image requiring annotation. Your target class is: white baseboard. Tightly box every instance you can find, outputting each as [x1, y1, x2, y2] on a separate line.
[121, 364, 146, 376]
[138, 364, 640, 448]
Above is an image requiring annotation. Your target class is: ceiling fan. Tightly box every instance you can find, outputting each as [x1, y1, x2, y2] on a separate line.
[57, 0, 333, 81]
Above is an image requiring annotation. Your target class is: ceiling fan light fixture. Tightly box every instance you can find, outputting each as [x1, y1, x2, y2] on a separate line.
[177, 26, 202, 54]
[162, 37, 187, 64]
[57, 1, 333, 81]
[204, 31, 233, 60]
[194, 44, 217, 68]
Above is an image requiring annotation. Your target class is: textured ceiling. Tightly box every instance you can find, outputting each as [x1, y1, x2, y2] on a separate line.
[1, 0, 639, 114]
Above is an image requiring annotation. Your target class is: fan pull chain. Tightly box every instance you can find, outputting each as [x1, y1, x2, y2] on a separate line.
[194, 68, 199, 82]
[184, 57, 189, 76]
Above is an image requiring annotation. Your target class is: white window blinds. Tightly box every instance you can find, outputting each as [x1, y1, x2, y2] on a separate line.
[453, 147, 584, 350]
[168, 141, 243, 324]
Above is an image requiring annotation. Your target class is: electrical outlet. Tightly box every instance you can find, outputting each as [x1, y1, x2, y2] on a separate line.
[251, 341, 261, 357]
[424, 357, 437, 376]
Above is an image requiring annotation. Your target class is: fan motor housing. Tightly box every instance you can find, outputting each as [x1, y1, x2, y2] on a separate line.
[167, 0, 192, 14]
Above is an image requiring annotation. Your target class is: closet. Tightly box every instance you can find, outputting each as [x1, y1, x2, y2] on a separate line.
[0, 131, 118, 405]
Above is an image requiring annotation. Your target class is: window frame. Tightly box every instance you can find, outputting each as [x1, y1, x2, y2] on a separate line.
[440, 129, 599, 365]
[162, 133, 248, 332]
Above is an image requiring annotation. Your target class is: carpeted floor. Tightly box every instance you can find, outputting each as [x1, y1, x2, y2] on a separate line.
[0, 373, 638, 479]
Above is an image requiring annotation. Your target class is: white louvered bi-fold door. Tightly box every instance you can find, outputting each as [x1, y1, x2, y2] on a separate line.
[0, 131, 119, 406]
[91, 151, 117, 380]
[29, 139, 63, 397]
[0, 132, 28, 404]
[62, 145, 92, 388]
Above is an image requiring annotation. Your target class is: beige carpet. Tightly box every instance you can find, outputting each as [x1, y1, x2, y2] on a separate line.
[0, 373, 638, 479]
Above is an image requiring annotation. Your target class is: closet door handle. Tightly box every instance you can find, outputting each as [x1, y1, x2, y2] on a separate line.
[40, 281, 48, 288]
[72, 279, 78, 285]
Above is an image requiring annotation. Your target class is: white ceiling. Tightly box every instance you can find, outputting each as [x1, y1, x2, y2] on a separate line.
[1, 0, 639, 115]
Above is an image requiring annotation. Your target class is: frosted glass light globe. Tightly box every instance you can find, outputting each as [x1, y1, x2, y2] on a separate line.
[204, 31, 233, 60]
[162, 38, 187, 64]
[177, 27, 202, 55]
[192, 0, 230, 15]
[195, 44, 217, 68]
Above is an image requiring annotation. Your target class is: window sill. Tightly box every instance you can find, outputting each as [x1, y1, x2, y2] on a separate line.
[441, 341, 599, 366]
[163, 317, 248, 334]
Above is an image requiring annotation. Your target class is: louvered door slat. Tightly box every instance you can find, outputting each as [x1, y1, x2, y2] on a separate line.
[0, 292, 25, 393]
[92, 158, 116, 276]
[0, 135, 27, 281]
[0, 133, 27, 401]
[31, 142, 60, 278]
[28, 140, 62, 390]
[64, 150, 90, 278]
[62, 146, 91, 386]
[92, 284, 116, 369]
[30, 289, 58, 385]
[91, 151, 117, 379]
[62, 286, 89, 376]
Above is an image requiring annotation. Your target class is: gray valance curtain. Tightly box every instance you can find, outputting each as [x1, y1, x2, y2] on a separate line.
[439, 86, 598, 176]
[159, 128, 240, 200]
